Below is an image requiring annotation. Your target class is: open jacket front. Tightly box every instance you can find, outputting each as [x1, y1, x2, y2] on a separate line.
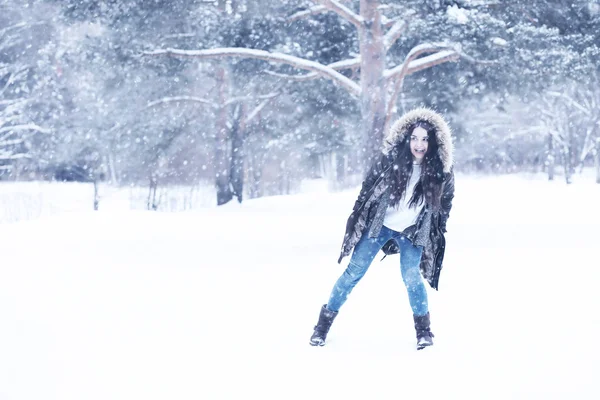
[338, 108, 455, 290]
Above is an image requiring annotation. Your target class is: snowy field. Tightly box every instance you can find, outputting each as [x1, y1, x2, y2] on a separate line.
[0, 181, 216, 224]
[1, 173, 599, 400]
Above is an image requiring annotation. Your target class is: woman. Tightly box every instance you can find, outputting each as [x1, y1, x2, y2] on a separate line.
[309, 107, 455, 350]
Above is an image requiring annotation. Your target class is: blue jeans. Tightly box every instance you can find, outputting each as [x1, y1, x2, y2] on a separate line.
[327, 225, 428, 316]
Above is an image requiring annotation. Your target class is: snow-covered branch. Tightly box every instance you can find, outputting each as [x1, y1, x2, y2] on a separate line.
[245, 91, 282, 125]
[0, 66, 29, 97]
[384, 44, 460, 81]
[0, 99, 20, 106]
[384, 19, 409, 50]
[377, 3, 406, 12]
[385, 43, 495, 83]
[579, 124, 597, 163]
[384, 44, 459, 127]
[287, 5, 327, 22]
[0, 123, 41, 164]
[264, 57, 360, 82]
[404, 50, 460, 74]
[144, 48, 361, 96]
[1, 71, 18, 96]
[0, 115, 19, 129]
[457, 52, 499, 66]
[146, 96, 213, 109]
[0, 137, 26, 147]
[146, 92, 281, 109]
[245, 99, 270, 125]
[546, 91, 591, 116]
[224, 91, 280, 107]
[0, 151, 30, 161]
[162, 33, 196, 39]
[0, 22, 27, 38]
[312, 0, 364, 29]
[0, 123, 50, 135]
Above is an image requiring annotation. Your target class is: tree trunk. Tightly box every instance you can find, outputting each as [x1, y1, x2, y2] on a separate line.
[247, 150, 263, 199]
[563, 146, 572, 184]
[335, 152, 347, 189]
[595, 137, 600, 184]
[359, 0, 387, 171]
[12, 159, 21, 180]
[246, 115, 264, 199]
[280, 160, 290, 195]
[245, 0, 260, 16]
[93, 178, 99, 210]
[231, 0, 240, 14]
[215, 65, 233, 205]
[546, 134, 555, 181]
[148, 177, 158, 210]
[107, 152, 118, 184]
[229, 103, 246, 203]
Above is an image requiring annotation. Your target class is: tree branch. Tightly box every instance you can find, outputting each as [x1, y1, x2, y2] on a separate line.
[385, 44, 496, 82]
[383, 19, 409, 50]
[546, 91, 591, 116]
[0, 66, 29, 97]
[0, 137, 26, 147]
[146, 96, 213, 109]
[384, 45, 460, 128]
[0, 22, 27, 38]
[457, 51, 500, 66]
[245, 93, 282, 125]
[0, 123, 50, 135]
[264, 57, 360, 82]
[143, 47, 361, 96]
[378, 3, 406, 12]
[0, 115, 20, 129]
[579, 123, 597, 163]
[384, 44, 459, 81]
[404, 50, 460, 74]
[312, 0, 364, 29]
[287, 5, 327, 22]
[224, 91, 280, 107]
[0, 152, 30, 161]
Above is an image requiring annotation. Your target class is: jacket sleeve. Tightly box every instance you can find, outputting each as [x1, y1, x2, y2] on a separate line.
[439, 170, 455, 233]
[342, 153, 387, 242]
[351, 153, 387, 214]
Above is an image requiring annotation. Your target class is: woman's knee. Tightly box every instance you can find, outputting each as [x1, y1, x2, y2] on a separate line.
[345, 260, 368, 282]
[402, 266, 423, 288]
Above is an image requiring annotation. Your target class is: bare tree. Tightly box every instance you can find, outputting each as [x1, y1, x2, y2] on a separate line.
[146, 69, 281, 205]
[538, 91, 581, 184]
[547, 78, 600, 184]
[0, 21, 49, 175]
[145, 0, 465, 171]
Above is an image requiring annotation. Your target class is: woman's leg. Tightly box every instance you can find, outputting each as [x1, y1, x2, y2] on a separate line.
[397, 236, 428, 316]
[326, 227, 393, 312]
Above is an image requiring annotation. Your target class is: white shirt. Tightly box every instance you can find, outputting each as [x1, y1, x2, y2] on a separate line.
[383, 164, 424, 232]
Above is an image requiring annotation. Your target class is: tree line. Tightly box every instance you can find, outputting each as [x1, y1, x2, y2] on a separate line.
[1, 0, 599, 208]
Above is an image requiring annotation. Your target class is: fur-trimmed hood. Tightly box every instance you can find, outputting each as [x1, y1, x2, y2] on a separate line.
[383, 107, 454, 173]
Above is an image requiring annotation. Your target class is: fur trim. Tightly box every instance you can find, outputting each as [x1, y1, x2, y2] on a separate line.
[383, 107, 454, 173]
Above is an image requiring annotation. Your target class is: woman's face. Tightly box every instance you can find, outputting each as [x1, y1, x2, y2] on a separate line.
[410, 126, 429, 163]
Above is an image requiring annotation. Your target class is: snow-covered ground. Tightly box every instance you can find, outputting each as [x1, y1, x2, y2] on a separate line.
[0, 180, 217, 224]
[1, 174, 599, 400]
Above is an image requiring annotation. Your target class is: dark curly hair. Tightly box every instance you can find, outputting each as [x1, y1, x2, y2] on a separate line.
[388, 120, 445, 211]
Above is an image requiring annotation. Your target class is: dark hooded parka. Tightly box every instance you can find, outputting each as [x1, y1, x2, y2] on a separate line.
[338, 108, 455, 290]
